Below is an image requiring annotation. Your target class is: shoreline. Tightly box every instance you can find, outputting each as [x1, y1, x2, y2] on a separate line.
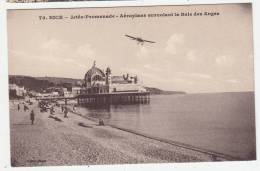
[69, 108, 238, 161]
[10, 100, 227, 166]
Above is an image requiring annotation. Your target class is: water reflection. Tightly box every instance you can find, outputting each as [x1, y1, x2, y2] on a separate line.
[85, 103, 148, 119]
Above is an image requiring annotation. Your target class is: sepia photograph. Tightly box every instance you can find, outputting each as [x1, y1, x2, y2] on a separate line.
[7, 3, 255, 167]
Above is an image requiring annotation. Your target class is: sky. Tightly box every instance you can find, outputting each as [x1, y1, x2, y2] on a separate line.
[7, 4, 254, 93]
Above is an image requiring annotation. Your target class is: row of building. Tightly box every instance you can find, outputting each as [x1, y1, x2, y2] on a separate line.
[9, 84, 27, 97]
[9, 83, 81, 98]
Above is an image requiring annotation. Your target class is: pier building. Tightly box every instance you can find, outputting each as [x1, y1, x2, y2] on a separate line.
[77, 61, 150, 106]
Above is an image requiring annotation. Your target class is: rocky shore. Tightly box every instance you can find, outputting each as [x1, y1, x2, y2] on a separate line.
[10, 100, 224, 167]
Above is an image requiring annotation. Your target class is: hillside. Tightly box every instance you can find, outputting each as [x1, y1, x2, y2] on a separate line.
[9, 75, 55, 92]
[36, 76, 82, 85]
[145, 87, 185, 95]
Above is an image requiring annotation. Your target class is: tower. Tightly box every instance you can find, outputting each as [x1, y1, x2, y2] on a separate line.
[105, 67, 112, 85]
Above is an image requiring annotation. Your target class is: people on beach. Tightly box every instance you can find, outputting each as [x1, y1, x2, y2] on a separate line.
[39, 101, 49, 113]
[99, 119, 104, 126]
[28, 99, 33, 105]
[17, 104, 20, 111]
[73, 105, 76, 112]
[64, 107, 68, 118]
[50, 106, 55, 115]
[61, 106, 64, 113]
[40, 106, 47, 113]
[24, 105, 29, 112]
[30, 110, 35, 125]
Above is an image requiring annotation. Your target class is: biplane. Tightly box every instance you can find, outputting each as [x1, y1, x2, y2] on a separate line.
[125, 34, 156, 45]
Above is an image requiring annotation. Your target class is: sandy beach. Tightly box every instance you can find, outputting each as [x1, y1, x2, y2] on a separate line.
[10, 100, 226, 167]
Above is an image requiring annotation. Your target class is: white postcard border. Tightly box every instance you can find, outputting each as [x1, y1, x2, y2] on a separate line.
[0, 0, 259, 171]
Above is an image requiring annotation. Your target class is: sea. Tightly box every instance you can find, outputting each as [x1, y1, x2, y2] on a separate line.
[78, 91, 256, 160]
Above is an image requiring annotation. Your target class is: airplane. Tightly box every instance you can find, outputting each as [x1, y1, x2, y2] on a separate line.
[125, 34, 156, 45]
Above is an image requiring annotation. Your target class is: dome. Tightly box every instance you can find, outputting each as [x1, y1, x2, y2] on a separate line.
[84, 61, 105, 83]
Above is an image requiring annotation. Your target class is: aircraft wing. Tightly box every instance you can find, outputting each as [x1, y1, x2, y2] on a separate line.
[143, 39, 156, 43]
[125, 34, 137, 40]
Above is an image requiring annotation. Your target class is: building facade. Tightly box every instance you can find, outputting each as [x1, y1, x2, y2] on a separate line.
[9, 84, 26, 97]
[82, 62, 147, 94]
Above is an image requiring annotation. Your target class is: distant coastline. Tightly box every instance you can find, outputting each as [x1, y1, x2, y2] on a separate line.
[144, 87, 186, 95]
[9, 75, 185, 95]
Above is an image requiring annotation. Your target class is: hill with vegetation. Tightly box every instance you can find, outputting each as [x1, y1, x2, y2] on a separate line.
[36, 76, 82, 85]
[145, 87, 185, 95]
[9, 75, 55, 92]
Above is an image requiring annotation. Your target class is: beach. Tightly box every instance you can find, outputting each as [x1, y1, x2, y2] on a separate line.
[9, 100, 225, 167]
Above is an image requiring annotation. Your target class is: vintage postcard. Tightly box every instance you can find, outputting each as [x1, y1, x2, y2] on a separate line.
[7, 3, 255, 167]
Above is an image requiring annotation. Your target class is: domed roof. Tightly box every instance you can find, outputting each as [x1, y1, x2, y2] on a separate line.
[85, 61, 105, 81]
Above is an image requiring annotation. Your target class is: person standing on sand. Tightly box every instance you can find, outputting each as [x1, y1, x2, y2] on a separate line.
[99, 119, 104, 126]
[61, 105, 64, 113]
[24, 105, 28, 112]
[50, 106, 54, 115]
[64, 107, 68, 118]
[17, 104, 20, 111]
[30, 110, 35, 125]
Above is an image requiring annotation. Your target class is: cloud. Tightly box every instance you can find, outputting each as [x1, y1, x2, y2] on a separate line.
[165, 33, 184, 55]
[41, 39, 95, 64]
[215, 55, 233, 66]
[172, 78, 194, 84]
[9, 49, 26, 56]
[176, 72, 212, 80]
[190, 73, 212, 79]
[10, 39, 98, 76]
[40, 39, 97, 68]
[9, 49, 58, 64]
[226, 79, 239, 83]
[186, 50, 197, 62]
[76, 44, 95, 58]
[143, 64, 162, 72]
[64, 58, 86, 69]
[40, 38, 75, 63]
[39, 55, 58, 63]
[120, 67, 140, 75]
[41, 38, 69, 52]
[136, 46, 149, 59]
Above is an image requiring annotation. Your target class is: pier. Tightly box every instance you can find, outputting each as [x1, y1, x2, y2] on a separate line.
[77, 92, 150, 106]
[36, 96, 76, 105]
[36, 92, 150, 106]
